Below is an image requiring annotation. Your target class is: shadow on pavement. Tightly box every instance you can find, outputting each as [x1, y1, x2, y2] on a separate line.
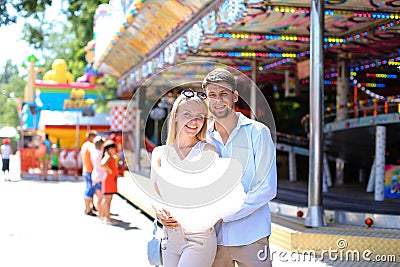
[109, 218, 141, 231]
[20, 174, 83, 183]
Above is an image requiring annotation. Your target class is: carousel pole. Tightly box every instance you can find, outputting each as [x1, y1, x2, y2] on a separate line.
[305, 0, 326, 227]
[374, 125, 386, 201]
[250, 58, 257, 120]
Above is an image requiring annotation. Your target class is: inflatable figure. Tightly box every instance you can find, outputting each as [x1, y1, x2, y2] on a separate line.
[77, 40, 103, 84]
[43, 59, 75, 83]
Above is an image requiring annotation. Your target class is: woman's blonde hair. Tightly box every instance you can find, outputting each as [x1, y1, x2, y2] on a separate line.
[166, 92, 208, 145]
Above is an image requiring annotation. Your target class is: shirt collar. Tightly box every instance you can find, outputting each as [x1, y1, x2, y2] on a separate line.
[208, 112, 252, 133]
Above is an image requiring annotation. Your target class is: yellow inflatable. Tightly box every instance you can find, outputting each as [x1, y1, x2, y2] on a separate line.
[43, 59, 75, 83]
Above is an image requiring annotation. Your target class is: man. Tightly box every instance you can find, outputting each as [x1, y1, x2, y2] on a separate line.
[157, 68, 277, 266]
[204, 68, 277, 267]
[81, 130, 97, 216]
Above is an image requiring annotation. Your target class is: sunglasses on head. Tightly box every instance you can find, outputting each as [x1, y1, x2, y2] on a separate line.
[181, 89, 207, 100]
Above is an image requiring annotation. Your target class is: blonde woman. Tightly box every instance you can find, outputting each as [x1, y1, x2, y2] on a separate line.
[151, 89, 218, 267]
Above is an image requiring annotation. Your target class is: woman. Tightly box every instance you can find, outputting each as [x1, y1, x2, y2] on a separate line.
[100, 140, 118, 225]
[151, 89, 218, 267]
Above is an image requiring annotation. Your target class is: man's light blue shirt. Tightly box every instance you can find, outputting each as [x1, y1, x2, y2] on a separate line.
[207, 113, 277, 246]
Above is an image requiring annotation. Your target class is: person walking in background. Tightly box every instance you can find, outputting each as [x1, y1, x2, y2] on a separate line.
[0, 138, 13, 181]
[41, 134, 52, 181]
[50, 144, 59, 181]
[100, 140, 118, 225]
[91, 136, 105, 221]
[301, 113, 310, 138]
[81, 131, 97, 216]
[202, 68, 277, 267]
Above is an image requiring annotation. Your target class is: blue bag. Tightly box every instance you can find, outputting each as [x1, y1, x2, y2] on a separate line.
[147, 218, 163, 266]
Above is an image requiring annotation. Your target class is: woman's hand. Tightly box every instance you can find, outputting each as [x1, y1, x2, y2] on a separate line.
[156, 208, 180, 230]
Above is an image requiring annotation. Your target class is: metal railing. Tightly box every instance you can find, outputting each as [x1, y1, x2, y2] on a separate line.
[324, 102, 400, 123]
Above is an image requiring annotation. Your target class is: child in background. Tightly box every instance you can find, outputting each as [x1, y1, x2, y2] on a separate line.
[100, 140, 118, 225]
[51, 144, 59, 181]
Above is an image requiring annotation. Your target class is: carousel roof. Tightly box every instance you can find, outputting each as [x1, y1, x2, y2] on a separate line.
[93, 0, 400, 96]
[93, 0, 220, 78]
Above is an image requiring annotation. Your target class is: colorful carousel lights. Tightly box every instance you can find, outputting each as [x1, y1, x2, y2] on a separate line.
[350, 56, 400, 72]
[265, 5, 399, 18]
[276, 132, 308, 142]
[324, 99, 377, 113]
[211, 51, 298, 58]
[261, 58, 293, 70]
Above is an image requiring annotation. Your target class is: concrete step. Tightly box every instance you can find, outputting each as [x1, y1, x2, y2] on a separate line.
[118, 172, 400, 263]
[271, 214, 400, 257]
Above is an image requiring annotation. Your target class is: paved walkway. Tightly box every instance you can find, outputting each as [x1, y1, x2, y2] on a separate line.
[0, 154, 398, 267]
[0, 175, 155, 267]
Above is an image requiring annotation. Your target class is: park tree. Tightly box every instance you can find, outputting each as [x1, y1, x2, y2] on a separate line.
[0, 61, 25, 127]
[0, 60, 19, 84]
[1, 0, 109, 77]
[1, 0, 116, 113]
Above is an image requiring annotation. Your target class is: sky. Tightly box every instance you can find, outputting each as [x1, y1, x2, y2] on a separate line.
[0, 0, 66, 72]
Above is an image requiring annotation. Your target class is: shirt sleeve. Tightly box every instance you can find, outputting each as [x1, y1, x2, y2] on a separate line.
[222, 126, 277, 222]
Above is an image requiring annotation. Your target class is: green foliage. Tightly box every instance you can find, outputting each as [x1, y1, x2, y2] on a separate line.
[93, 74, 117, 114]
[64, 0, 109, 78]
[0, 62, 25, 127]
[274, 99, 307, 134]
[1, 0, 51, 26]
[1, 0, 118, 114]
[0, 100, 19, 126]
[22, 23, 45, 49]
[0, 1, 17, 25]
[13, 0, 52, 18]
[0, 60, 19, 84]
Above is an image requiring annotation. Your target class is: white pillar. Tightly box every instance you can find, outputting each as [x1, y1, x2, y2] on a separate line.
[250, 58, 257, 120]
[288, 151, 297, 182]
[366, 158, 375, 192]
[323, 153, 332, 191]
[374, 125, 386, 201]
[305, 0, 326, 227]
[322, 174, 328, 192]
[335, 158, 345, 185]
[336, 57, 350, 121]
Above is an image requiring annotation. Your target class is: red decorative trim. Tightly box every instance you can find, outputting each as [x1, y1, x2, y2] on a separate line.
[45, 125, 110, 130]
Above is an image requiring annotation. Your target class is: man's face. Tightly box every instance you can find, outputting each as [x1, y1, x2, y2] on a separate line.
[205, 82, 238, 119]
[89, 135, 96, 142]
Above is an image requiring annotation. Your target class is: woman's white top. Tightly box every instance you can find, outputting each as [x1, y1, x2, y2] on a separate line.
[151, 141, 246, 232]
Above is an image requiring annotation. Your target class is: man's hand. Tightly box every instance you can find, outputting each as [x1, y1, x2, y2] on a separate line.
[156, 208, 180, 230]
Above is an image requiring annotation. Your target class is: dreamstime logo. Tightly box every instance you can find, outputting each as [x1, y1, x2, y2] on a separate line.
[336, 238, 348, 249]
[257, 238, 398, 263]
